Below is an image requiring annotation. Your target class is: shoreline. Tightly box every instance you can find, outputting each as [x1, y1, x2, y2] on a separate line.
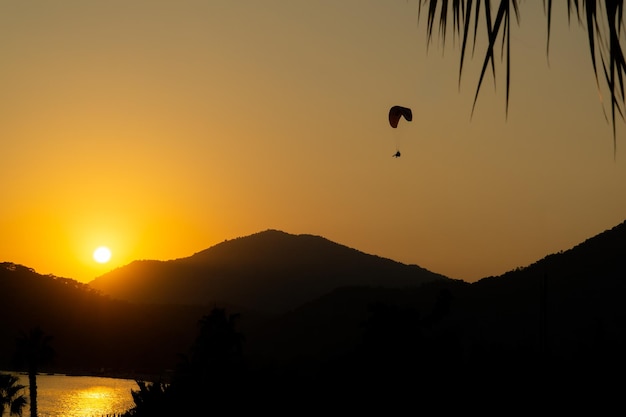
[3, 369, 169, 384]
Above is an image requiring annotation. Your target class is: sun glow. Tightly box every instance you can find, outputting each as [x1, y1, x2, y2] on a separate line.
[93, 246, 112, 264]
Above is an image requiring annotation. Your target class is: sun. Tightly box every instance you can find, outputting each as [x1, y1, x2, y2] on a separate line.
[93, 246, 112, 264]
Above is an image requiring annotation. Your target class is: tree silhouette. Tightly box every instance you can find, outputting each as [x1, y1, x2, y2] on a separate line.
[0, 373, 27, 417]
[418, 1, 626, 150]
[13, 327, 54, 417]
[174, 308, 245, 398]
[124, 308, 246, 416]
[126, 380, 172, 417]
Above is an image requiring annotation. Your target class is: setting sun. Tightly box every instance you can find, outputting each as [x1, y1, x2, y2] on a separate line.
[93, 246, 112, 264]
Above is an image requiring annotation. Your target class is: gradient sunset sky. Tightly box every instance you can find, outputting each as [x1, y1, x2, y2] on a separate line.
[2, 1, 625, 283]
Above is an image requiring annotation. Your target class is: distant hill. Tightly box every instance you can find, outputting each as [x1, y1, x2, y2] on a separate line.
[88, 229, 450, 313]
[457, 219, 626, 360]
[3, 221, 626, 402]
[0, 262, 212, 376]
[244, 220, 626, 396]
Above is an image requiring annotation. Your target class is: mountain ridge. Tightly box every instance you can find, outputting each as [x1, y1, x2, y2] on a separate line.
[2, 220, 625, 393]
[88, 229, 450, 313]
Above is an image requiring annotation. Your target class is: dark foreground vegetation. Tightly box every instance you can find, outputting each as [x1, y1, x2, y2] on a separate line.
[118, 291, 625, 415]
[2, 222, 626, 413]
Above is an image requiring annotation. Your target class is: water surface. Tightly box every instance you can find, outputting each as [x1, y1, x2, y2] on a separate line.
[11, 373, 137, 417]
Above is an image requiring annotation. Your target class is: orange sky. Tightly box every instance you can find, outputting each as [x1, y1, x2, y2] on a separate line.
[2, 1, 625, 283]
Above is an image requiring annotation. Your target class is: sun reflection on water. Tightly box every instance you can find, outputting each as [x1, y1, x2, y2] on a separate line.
[12, 374, 137, 417]
[69, 386, 119, 417]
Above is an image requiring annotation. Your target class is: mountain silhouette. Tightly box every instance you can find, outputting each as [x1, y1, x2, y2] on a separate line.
[457, 219, 626, 361]
[88, 229, 450, 313]
[2, 221, 626, 405]
[248, 221, 626, 401]
[0, 262, 209, 376]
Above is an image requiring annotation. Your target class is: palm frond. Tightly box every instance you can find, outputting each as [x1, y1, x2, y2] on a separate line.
[459, 0, 474, 88]
[419, 0, 516, 118]
[418, 0, 626, 154]
[545, 0, 553, 63]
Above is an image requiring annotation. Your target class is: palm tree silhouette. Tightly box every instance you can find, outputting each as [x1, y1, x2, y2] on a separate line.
[13, 327, 54, 417]
[0, 373, 27, 417]
[126, 380, 172, 417]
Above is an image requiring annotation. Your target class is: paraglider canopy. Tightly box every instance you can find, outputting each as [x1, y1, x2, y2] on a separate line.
[388, 106, 412, 128]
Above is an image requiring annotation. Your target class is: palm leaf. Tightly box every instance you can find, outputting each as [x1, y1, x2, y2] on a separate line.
[471, 0, 507, 117]
[459, 0, 474, 88]
[418, 0, 626, 153]
[545, 0, 553, 62]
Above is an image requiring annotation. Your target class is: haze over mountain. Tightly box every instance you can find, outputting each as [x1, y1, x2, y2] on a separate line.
[88, 229, 450, 313]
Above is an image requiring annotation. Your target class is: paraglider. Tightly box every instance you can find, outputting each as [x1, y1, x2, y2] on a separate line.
[388, 105, 412, 128]
[388, 105, 412, 157]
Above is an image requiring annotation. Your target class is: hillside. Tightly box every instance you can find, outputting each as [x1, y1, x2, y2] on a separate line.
[3, 221, 626, 402]
[246, 221, 626, 397]
[88, 229, 450, 313]
[0, 263, 202, 376]
[459, 219, 626, 360]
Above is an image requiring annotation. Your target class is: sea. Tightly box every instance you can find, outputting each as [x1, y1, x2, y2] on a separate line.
[6, 373, 138, 417]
